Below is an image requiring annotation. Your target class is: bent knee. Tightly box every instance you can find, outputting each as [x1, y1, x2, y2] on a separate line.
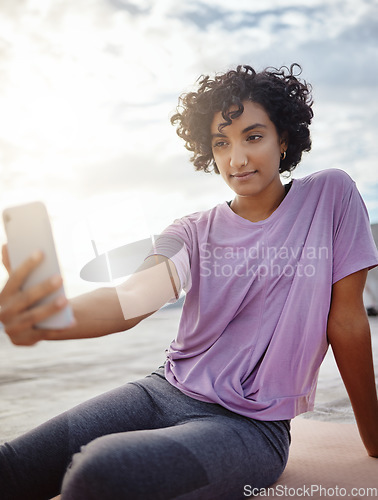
[61, 435, 124, 499]
[60, 431, 208, 500]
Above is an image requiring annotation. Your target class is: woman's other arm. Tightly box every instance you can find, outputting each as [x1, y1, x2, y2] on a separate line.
[327, 268, 378, 457]
[0, 245, 179, 346]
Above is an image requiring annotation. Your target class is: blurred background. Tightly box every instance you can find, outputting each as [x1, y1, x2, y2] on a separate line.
[0, 0, 377, 296]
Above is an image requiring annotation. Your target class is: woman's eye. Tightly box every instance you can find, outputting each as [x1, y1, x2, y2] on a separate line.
[213, 141, 227, 148]
[247, 135, 262, 142]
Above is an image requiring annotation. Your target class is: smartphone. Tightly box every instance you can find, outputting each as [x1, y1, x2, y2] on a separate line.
[2, 201, 74, 329]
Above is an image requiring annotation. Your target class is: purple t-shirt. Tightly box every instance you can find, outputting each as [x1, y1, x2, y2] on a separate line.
[150, 169, 378, 420]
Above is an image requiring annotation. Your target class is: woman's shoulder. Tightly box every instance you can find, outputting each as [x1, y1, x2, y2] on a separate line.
[172, 203, 226, 227]
[160, 203, 226, 243]
[295, 168, 355, 194]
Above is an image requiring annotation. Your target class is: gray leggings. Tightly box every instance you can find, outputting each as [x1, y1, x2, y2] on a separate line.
[0, 367, 290, 500]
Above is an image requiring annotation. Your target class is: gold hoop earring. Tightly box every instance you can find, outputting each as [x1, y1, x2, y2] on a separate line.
[281, 151, 287, 160]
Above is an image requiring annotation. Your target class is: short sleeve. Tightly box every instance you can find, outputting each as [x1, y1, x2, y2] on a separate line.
[332, 180, 378, 284]
[145, 222, 192, 302]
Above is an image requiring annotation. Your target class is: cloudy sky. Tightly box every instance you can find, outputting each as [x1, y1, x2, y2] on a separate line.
[0, 0, 377, 294]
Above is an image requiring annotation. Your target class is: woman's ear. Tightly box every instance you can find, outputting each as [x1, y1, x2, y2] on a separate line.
[280, 131, 289, 149]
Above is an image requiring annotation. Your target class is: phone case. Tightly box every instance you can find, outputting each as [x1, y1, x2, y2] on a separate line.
[2, 201, 74, 329]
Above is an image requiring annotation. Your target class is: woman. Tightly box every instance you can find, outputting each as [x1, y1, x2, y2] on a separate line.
[0, 64, 377, 500]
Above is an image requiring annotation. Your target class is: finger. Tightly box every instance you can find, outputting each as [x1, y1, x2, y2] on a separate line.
[2, 244, 11, 274]
[6, 326, 44, 346]
[4, 293, 69, 341]
[38, 319, 77, 342]
[1, 250, 44, 297]
[0, 274, 63, 322]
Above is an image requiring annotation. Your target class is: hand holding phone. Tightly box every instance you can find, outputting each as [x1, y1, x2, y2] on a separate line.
[2, 201, 74, 329]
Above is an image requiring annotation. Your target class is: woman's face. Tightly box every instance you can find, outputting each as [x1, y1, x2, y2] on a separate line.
[210, 100, 287, 198]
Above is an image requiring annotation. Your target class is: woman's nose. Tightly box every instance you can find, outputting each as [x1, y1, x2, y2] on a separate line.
[229, 146, 248, 169]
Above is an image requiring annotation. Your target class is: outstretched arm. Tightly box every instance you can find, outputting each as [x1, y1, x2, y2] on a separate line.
[0, 246, 180, 345]
[327, 268, 378, 457]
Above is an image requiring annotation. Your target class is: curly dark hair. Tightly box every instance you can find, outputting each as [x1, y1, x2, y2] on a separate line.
[171, 64, 314, 175]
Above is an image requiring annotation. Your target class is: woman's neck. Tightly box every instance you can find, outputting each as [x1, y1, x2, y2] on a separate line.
[230, 181, 287, 223]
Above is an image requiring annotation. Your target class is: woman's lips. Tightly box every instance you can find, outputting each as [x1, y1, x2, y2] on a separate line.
[231, 170, 257, 179]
